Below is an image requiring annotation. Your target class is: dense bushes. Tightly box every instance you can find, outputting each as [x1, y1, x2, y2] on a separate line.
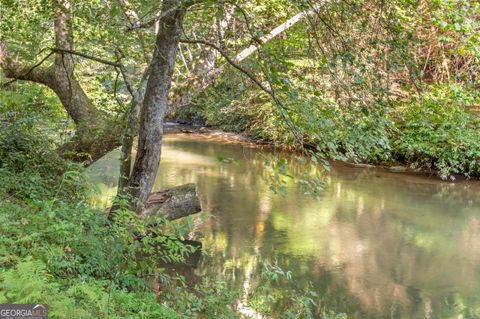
[179, 81, 480, 178]
[392, 85, 480, 178]
[170, 0, 479, 179]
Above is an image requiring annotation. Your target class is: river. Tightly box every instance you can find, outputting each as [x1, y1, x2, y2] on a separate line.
[88, 133, 480, 319]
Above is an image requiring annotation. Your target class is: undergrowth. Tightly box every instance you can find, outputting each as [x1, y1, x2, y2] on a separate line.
[0, 123, 240, 318]
[0, 123, 345, 318]
[175, 82, 480, 178]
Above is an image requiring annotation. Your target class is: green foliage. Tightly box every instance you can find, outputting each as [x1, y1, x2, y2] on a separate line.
[431, 0, 479, 58]
[186, 71, 479, 178]
[162, 278, 240, 318]
[0, 258, 183, 318]
[0, 84, 67, 137]
[0, 125, 239, 318]
[1, 0, 479, 317]
[247, 261, 348, 319]
[0, 123, 333, 318]
[0, 123, 83, 200]
[440, 293, 480, 319]
[0, 84, 61, 119]
[174, 0, 479, 179]
[392, 84, 480, 178]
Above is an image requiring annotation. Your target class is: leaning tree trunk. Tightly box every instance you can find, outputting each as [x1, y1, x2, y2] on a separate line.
[0, 0, 100, 128]
[123, 0, 186, 212]
[0, 0, 122, 163]
[51, 0, 99, 126]
[110, 0, 202, 223]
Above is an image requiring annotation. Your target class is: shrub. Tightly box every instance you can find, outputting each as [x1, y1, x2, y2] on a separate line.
[392, 84, 480, 178]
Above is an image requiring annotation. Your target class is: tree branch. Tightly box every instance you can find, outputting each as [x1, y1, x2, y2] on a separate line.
[179, 38, 305, 144]
[51, 48, 121, 68]
[115, 49, 135, 96]
[126, 0, 201, 31]
[233, 1, 327, 63]
[179, 39, 274, 97]
[1, 46, 123, 88]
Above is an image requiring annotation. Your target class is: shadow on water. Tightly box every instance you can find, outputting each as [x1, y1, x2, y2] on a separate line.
[88, 133, 480, 319]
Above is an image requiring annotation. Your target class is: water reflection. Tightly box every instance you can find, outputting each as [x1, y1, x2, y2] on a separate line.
[88, 134, 480, 319]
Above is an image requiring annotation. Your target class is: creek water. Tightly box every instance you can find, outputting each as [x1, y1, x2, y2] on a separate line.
[88, 133, 480, 319]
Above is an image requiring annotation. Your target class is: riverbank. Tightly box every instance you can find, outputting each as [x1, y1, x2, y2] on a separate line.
[164, 122, 473, 182]
[0, 122, 272, 318]
[1, 116, 352, 319]
[172, 83, 480, 180]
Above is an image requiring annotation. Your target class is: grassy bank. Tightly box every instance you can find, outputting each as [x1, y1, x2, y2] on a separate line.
[0, 124, 240, 318]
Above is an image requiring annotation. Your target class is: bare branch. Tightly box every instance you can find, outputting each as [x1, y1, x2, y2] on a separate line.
[115, 49, 135, 96]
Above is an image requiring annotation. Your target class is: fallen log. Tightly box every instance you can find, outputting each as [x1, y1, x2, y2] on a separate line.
[142, 183, 201, 221]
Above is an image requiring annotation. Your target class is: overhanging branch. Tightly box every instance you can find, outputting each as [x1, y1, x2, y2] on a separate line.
[126, 0, 200, 31]
[180, 38, 304, 144]
[51, 48, 121, 68]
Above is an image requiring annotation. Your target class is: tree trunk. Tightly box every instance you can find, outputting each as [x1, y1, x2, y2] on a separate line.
[117, 78, 148, 191]
[51, 0, 97, 124]
[115, 1, 150, 192]
[0, 0, 120, 163]
[124, 0, 185, 212]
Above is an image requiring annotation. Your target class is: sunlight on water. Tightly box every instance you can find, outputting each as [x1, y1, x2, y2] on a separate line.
[88, 133, 480, 319]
